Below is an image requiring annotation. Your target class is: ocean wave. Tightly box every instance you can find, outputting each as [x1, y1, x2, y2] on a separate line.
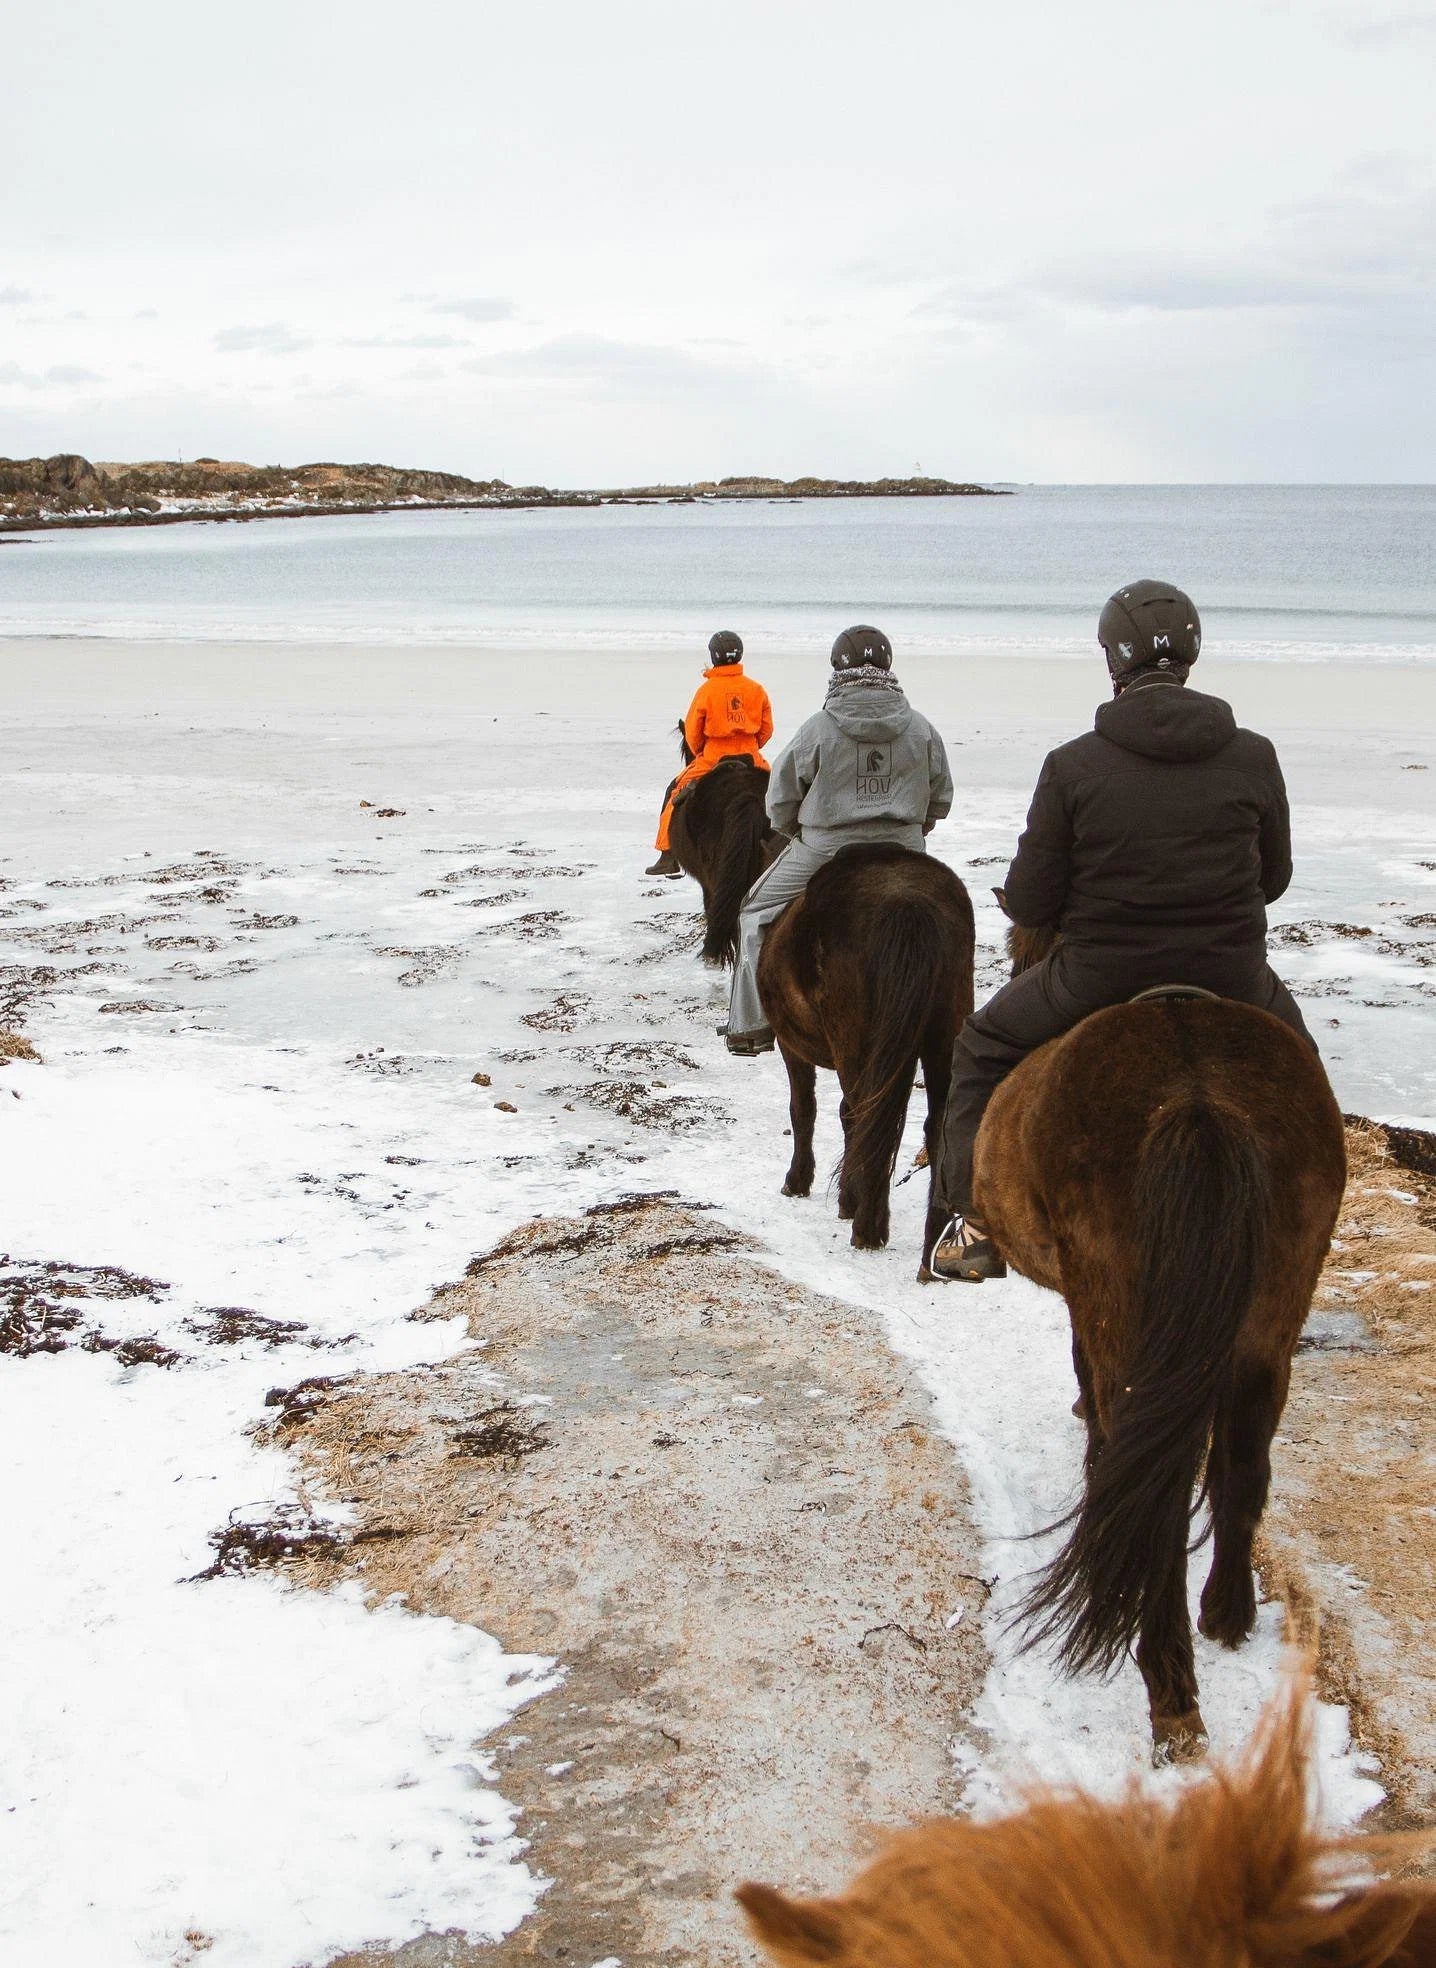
[4, 613, 1434, 664]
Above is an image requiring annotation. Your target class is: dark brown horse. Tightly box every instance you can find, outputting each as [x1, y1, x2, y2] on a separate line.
[974, 913, 1346, 1762]
[758, 843, 974, 1254]
[739, 1669, 1436, 1967]
[667, 724, 778, 965]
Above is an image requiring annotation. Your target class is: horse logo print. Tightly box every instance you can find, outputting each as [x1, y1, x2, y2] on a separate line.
[857, 741, 892, 802]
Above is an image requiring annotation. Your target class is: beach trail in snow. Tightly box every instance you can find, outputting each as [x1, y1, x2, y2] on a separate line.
[1, 632, 1431, 1963]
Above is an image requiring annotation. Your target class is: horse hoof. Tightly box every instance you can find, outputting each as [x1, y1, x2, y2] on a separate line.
[1197, 1602, 1255, 1650]
[1151, 1711, 1208, 1768]
[916, 1265, 935, 1285]
[782, 1178, 811, 1199]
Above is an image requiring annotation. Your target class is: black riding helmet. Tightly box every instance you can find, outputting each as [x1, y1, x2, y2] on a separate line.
[708, 629, 744, 666]
[831, 624, 893, 671]
[1099, 580, 1201, 686]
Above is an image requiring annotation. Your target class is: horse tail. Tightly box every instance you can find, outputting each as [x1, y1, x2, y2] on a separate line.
[841, 896, 950, 1203]
[704, 783, 769, 965]
[1021, 1093, 1269, 1675]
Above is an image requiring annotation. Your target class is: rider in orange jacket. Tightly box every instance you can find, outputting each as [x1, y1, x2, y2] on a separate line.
[647, 631, 774, 877]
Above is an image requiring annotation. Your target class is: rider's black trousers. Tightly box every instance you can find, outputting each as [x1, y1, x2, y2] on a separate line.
[935, 947, 1316, 1221]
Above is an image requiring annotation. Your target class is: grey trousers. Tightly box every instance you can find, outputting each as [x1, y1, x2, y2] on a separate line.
[727, 839, 833, 1038]
[726, 828, 927, 1038]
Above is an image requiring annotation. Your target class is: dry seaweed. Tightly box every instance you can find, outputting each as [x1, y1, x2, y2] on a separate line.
[263, 1374, 352, 1428]
[0, 1258, 170, 1357]
[449, 1403, 550, 1462]
[183, 1307, 314, 1347]
[80, 1331, 182, 1368]
[636, 1230, 742, 1262]
[193, 1503, 344, 1580]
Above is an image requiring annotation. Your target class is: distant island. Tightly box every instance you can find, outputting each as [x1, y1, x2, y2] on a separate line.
[0, 454, 1008, 531]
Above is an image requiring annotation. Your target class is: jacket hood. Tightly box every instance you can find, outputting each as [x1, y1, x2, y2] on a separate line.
[1094, 679, 1237, 763]
[824, 680, 914, 743]
[704, 662, 744, 679]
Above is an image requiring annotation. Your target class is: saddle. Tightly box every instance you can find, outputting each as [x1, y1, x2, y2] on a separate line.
[1127, 983, 1221, 1004]
[671, 754, 766, 809]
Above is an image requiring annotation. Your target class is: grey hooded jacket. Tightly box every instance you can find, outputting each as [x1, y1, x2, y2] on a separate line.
[766, 673, 954, 853]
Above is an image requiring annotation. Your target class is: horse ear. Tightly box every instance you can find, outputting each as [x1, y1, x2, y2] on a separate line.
[993, 885, 1013, 920]
[736, 1883, 846, 1962]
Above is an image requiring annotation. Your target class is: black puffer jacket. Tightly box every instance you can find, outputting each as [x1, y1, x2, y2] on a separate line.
[1003, 676, 1292, 972]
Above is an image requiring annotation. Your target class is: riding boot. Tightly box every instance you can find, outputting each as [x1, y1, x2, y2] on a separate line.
[645, 850, 684, 878]
[724, 1029, 775, 1057]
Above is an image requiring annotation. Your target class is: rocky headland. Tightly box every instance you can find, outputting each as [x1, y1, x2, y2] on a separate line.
[0, 454, 1006, 530]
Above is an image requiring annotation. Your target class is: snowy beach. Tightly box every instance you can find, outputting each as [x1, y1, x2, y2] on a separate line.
[2, 497, 1434, 1964]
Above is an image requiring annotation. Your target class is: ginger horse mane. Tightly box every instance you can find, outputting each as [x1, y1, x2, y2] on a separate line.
[739, 1673, 1436, 1968]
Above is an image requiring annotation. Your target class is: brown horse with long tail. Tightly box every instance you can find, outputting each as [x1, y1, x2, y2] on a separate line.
[758, 843, 974, 1254]
[667, 723, 778, 965]
[970, 912, 1346, 1762]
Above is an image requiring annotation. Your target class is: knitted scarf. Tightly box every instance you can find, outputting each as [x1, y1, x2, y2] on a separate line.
[826, 664, 904, 698]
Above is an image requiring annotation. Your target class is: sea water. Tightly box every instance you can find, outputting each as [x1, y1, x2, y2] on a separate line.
[3, 484, 1434, 661]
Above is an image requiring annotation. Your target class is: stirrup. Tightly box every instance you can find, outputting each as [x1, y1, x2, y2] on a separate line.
[929, 1214, 1007, 1282]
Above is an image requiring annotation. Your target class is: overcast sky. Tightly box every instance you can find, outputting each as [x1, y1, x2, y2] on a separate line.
[2, 0, 1433, 483]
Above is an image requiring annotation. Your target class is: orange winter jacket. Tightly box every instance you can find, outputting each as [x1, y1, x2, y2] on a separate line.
[684, 664, 774, 763]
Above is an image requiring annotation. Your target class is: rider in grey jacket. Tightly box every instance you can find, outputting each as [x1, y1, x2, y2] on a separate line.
[724, 625, 954, 1054]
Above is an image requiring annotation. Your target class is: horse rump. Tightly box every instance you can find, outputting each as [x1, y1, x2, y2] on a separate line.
[806, 845, 974, 1249]
[1019, 1091, 1270, 1680]
[671, 759, 773, 966]
[703, 763, 772, 965]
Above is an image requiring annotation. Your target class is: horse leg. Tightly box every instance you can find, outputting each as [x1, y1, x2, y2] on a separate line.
[1136, 1565, 1207, 1765]
[917, 1033, 952, 1272]
[1199, 1354, 1289, 1648]
[1070, 1331, 1100, 1470]
[837, 1094, 856, 1221]
[780, 1047, 817, 1199]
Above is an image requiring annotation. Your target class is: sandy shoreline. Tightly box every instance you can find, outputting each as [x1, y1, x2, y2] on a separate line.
[4, 631, 1434, 724]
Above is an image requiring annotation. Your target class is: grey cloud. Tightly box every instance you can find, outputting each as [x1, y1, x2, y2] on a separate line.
[461, 333, 758, 394]
[0, 361, 104, 388]
[1037, 260, 1364, 313]
[429, 296, 517, 323]
[339, 333, 472, 349]
[917, 172, 1436, 326]
[1332, 8, 1436, 47]
[213, 321, 312, 354]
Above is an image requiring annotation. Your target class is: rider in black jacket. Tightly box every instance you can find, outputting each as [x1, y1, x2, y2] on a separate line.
[931, 579, 1315, 1282]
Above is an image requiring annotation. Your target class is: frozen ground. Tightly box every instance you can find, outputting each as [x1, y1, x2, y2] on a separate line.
[1, 636, 1432, 1964]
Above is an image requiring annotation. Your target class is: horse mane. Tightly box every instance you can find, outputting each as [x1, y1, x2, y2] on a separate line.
[1007, 919, 1060, 975]
[991, 887, 1061, 976]
[740, 1672, 1435, 1968]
